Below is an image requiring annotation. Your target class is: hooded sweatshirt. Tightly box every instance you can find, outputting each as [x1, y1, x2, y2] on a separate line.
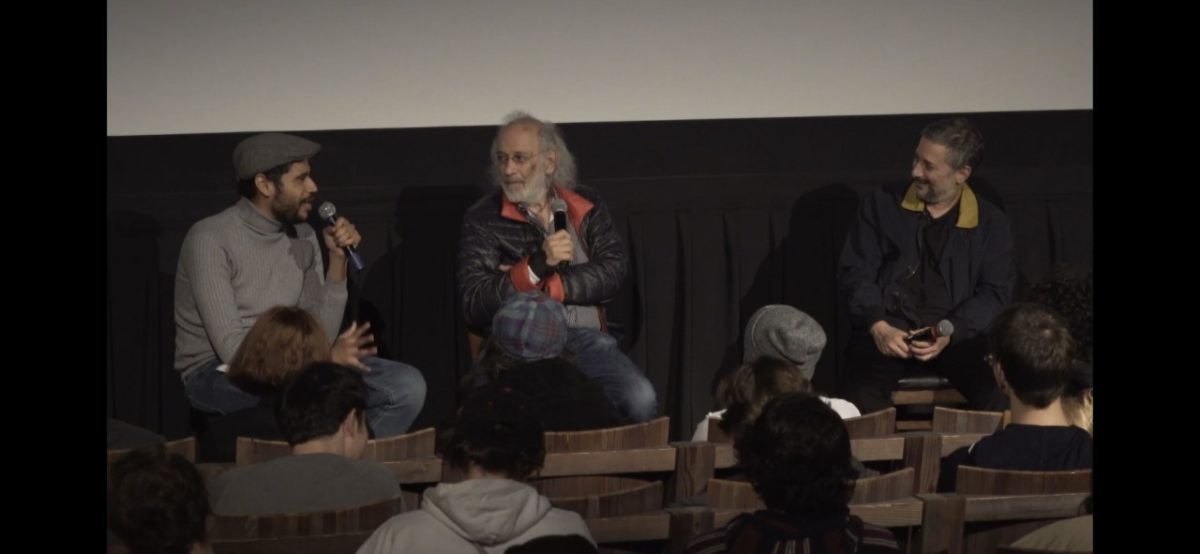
[357, 478, 594, 554]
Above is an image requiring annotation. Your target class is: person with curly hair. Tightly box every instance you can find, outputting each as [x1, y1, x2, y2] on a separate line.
[108, 448, 212, 554]
[685, 393, 899, 553]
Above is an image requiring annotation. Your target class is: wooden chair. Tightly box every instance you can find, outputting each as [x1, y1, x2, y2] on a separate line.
[996, 546, 1091, 554]
[955, 466, 1092, 554]
[533, 475, 663, 518]
[361, 427, 436, 462]
[544, 416, 670, 453]
[107, 436, 197, 465]
[208, 495, 404, 552]
[705, 484, 960, 554]
[892, 372, 969, 431]
[843, 407, 897, 438]
[537, 417, 701, 505]
[538, 417, 678, 480]
[707, 468, 918, 512]
[584, 508, 705, 554]
[235, 427, 436, 465]
[932, 407, 1004, 434]
[210, 532, 376, 554]
[852, 467, 916, 504]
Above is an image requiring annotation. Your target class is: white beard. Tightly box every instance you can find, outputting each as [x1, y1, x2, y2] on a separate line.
[504, 166, 552, 206]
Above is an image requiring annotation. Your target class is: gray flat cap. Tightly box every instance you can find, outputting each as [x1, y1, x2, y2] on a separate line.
[233, 132, 321, 180]
[743, 304, 827, 380]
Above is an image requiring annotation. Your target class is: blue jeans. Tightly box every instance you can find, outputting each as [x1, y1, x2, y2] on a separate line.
[181, 357, 427, 438]
[566, 328, 658, 423]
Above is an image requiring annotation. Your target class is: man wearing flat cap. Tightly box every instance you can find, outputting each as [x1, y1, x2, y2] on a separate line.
[174, 132, 426, 438]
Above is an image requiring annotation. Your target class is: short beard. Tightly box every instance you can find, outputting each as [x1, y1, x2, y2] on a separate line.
[502, 165, 552, 206]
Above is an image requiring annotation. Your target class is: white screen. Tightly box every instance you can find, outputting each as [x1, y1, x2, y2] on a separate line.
[107, 0, 1092, 136]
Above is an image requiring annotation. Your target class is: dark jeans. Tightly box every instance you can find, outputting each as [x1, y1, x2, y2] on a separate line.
[182, 356, 426, 438]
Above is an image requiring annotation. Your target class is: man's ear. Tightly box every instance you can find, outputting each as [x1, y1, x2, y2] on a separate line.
[254, 174, 276, 199]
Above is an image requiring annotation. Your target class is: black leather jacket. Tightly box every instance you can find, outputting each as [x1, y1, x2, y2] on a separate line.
[456, 184, 628, 332]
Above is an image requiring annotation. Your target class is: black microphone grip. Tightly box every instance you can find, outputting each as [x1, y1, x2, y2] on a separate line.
[551, 201, 569, 269]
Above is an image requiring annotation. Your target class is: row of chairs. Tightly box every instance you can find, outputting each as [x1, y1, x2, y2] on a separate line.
[108, 408, 1084, 553]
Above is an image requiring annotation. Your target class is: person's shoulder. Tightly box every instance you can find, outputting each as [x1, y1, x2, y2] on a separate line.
[821, 396, 862, 419]
[571, 183, 601, 198]
[969, 184, 1010, 223]
[464, 188, 503, 218]
[208, 461, 260, 491]
[542, 506, 593, 536]
[851, 514, 901, 551]
[184, 204, 239, 241]
[345, 456, 401, 485]
[356, 510, 441, 554]
[684, 525, 728, 554]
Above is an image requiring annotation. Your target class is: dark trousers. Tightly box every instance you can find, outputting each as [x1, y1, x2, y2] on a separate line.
[839, 331, 1008, 414]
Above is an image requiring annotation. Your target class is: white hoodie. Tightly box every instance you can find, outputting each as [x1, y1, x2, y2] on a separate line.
[357, 478, 594, 554]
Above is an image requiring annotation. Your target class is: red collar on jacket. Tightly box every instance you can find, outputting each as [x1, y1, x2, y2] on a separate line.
[499, 185, 594, 232]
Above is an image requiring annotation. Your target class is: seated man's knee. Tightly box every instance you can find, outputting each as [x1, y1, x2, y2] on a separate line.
[364, 359, 426, 406]
[621, 376, 659, 422]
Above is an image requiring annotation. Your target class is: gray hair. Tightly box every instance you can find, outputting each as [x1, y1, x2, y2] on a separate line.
[489, 110, 578, 189]
[921, 117, 984, 171]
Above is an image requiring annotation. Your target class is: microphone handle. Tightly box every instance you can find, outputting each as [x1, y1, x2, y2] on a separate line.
[906, 326, 933, 343]
[346, 249, 366, 272]
[325, 215, 366, 272]
[552, 211, 569, 269]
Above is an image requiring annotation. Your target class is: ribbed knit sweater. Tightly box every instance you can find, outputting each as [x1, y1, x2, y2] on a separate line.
[173, 198, 346, 376]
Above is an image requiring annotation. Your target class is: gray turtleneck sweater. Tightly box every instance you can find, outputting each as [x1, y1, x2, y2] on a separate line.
[173, 198, 347, 376]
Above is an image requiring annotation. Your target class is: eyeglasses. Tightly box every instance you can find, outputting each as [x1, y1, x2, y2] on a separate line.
[495, 150, 545, 166]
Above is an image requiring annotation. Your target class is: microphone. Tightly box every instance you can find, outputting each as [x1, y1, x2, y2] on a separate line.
[551, 198, 569, 268]
[317, 202, 366, 273]
[906, 319, 954, 343]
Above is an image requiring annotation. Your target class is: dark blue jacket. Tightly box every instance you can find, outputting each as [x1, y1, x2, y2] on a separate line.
[837, 182, 1016, 343]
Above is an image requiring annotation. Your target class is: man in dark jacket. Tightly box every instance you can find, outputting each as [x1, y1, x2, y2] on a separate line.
[456, 111, 657, 423]
[837, 117, 1016, 413]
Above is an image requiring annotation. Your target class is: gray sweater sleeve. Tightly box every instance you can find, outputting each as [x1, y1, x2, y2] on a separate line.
[297, 230, 348, 342]
[179, 229, 249, 364]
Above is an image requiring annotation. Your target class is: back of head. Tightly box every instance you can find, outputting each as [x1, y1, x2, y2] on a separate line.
[989, 303, 1075, 408]
[1025, 267, 1093, 366]
[276, 361, 368, 446]
[920, 117, 984, 171]
[490, 291, 570, 364]
[735, 392, 855, 516]
[742, 304, 827, 380]
[717, 356, 813, 439]
[228, 306, 332, 397]
[443, 384, 546, 481]
[108, 448, 210, 554]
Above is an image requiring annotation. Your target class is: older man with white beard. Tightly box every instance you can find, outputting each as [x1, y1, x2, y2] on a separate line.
[456, 111, 658, 423]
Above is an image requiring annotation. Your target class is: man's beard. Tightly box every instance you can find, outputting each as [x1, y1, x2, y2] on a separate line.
[272, 196, 311, 223]
[914, 177, 953, 205]
[503, 165, 552, 206]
